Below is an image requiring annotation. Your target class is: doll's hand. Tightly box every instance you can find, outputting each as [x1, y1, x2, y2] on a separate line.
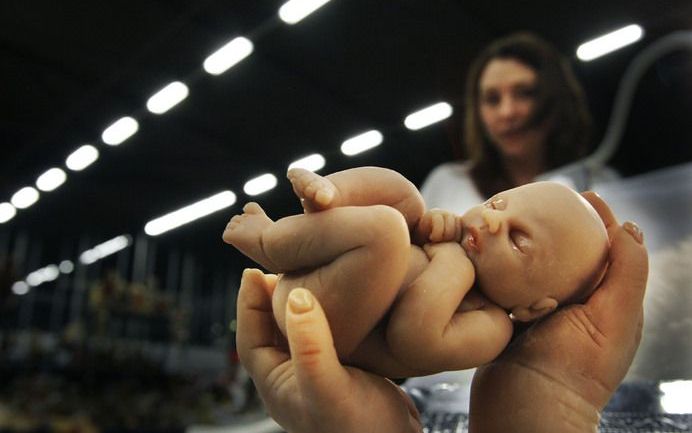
[414, 209, 463, 244]
[236, 269, 423, 433]
[469, 192, 648, 433]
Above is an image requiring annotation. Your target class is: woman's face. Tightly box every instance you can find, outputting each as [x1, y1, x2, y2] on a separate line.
[478, 58, 549, 161]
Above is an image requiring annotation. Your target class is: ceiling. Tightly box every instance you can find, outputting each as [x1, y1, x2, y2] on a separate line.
[2, 0, 692, 280]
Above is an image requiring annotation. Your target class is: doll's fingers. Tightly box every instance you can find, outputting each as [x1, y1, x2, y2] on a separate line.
[418, 213, 430, 232]
[585, 223, 648, 337]
[285, 288, 351, 405]
[443, 212, 456, 240]
[236, 269, 289, 382]
[456, 216, 464, 241]
[581, 192, 617, 230]
[430, 212, 444, 242]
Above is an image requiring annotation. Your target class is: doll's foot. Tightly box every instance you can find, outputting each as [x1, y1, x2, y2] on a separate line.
[222, 202, 277, 270]
[287, 168, 336, 212]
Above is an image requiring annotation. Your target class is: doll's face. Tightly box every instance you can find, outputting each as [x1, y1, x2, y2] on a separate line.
[460, 182, 609, 312]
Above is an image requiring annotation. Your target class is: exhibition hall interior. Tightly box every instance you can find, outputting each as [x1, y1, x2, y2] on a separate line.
[2, 0, 691, 432]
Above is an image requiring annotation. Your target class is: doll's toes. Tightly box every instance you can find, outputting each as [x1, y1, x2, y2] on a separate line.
[243, 202, 266, 216]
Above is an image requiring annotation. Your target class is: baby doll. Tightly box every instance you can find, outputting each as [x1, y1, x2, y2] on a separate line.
[223, 167, 609, 378]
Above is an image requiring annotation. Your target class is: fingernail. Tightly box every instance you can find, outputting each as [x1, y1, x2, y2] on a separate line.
[288, 288, 314, 314]
[623, 221, 644, 244]
[242, 268, 257, 278]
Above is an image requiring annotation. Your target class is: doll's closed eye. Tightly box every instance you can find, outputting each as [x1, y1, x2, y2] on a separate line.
[509, 229, 530, 253]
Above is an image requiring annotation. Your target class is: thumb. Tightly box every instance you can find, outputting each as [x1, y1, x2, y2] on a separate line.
[285, 288, 351, 403]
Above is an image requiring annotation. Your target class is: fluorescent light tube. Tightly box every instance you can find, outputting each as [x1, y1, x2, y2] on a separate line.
[26, 264, 60, 287]
[79, 235, 132, 264]
[11, 187, 39, 209]
[577, 24, 644, 61]
[203, 37, 254, 75]
[66, 145, 99, 171]
[36, 168, 67, 192]
[340, 130, 383, 156]
[279, 0, 332, 24]
[59, 260, 75, 274]
[12, 281, 29, 296]
[0, 203, 16, 223]
[102, 116, 139, 146]
[244, 174, 278, 196]
[147, 81, 189, 114]
[144, 191, 236, 236]
[404, 102, 453, 130]
[288, 153, 326, 172]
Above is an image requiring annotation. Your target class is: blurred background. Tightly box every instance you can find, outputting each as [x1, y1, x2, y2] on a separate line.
[1, 1, 692, 432]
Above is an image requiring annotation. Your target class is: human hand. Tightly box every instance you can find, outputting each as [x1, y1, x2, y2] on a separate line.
[236, 268, 423, 433]
[414, 209, 463, 244]
[470, 192, 648, 433]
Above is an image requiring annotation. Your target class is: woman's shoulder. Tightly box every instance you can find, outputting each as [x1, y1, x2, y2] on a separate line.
[422, 160, 475, 184]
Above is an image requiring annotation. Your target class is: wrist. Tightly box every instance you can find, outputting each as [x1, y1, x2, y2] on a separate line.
[470, 362, 601, 433]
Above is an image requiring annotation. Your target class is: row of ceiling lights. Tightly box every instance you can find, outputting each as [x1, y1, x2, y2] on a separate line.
[0, 0, 337, 225]
[6, 3, 644, 294]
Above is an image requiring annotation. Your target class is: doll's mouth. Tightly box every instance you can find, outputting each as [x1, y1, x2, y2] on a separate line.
[462, 226, 482, 253]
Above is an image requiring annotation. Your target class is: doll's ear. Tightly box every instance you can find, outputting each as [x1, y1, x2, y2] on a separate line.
[511, 297, 559, 322]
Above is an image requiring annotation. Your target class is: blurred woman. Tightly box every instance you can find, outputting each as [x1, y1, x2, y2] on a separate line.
[422, 32, 618, 212]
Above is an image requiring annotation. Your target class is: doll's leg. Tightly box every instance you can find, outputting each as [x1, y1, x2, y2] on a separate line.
[223, 202, 277, 271]
[266, 205, 411, 357]
[288, 167, 425, 229]
[225, 201, 407, 271]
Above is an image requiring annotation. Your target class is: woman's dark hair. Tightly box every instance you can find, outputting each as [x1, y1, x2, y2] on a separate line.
[464, 32, 593, 198]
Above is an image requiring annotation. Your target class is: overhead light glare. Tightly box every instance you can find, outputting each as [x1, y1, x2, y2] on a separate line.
[36, 168, 67, 192]
[79, 235, 132, 265]
[279, 0, 332, 24]
[11, 187, 39, 209]
[404, 102, 453, 131]
[577, 24, 644, 61]
[244, 174, 278, 196]
[144, 191, 236, 236]
[26, 264, 60, 287]
[66, 145, 99, 171]
[340, 130, 383, 156]
[12, 281, 29, 296]
[0, 203, 16, 223]
[660, 381, 692, 413]
[288, 153, 326, 172]
[59, 260, 75, 274]
[102, 116, 139, 145]
[147, 81, 189, 114]
[203, 37, 254, 75]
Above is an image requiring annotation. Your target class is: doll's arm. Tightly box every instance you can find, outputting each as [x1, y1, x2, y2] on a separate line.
[387, 242, 513, 372]
[411, 209, 463, 246]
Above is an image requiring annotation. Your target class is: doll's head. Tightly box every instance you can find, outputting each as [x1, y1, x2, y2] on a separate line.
[460, 181, 609, 321]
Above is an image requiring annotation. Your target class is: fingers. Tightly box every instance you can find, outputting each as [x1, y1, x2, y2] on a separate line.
[236, 268, 288, 382]
[285, 288, 351, 404]
[586, 222, 648, 337]
[427, 209, 461, 242]
[581, 192, 617, 230]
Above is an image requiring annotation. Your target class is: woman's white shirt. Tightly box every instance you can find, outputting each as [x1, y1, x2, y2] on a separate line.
[419, 161, 482, 214]
[419, 160, 620, 214]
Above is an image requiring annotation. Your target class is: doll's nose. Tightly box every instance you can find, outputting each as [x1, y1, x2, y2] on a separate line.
[481, 209, 502, 234]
